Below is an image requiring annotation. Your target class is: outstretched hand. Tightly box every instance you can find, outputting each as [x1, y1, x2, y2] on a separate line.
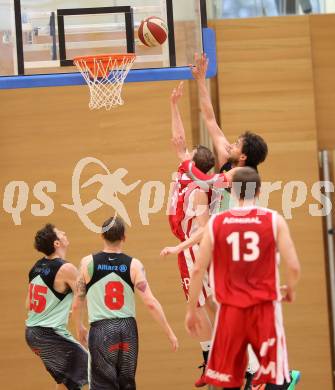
[190, 52, 209, 81]
[170, 81, 184, 105]
[168, 332, 179, 352]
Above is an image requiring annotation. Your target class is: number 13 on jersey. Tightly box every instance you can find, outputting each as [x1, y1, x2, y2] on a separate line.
[226, 231, 260, 262]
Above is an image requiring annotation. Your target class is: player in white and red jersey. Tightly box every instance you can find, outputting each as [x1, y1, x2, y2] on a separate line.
[186, 167, 301, 390]
[164, 82, 231, 387]
[168, 156, 213, 306]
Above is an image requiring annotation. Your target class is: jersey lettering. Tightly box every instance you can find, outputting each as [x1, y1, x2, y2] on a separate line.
[29, 283, 48, 313]
[226, 231, 260, 262]
[104, 281, 124, 310]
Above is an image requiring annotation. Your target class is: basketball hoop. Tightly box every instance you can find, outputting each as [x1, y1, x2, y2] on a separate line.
[73, 53, 136, 110]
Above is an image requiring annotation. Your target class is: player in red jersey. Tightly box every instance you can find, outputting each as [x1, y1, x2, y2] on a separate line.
[186, 167, 301, 390]
[164, 82, 231, 387]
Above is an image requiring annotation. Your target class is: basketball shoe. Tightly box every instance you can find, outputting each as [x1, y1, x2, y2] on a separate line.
[194, 362, 207, 387]
[251, 370, 301, 389]
[287, 370, 301, 389]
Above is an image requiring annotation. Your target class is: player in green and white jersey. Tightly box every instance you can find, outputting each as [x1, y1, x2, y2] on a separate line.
[25, 224, 88, 390]
[73, 216, 178, 390]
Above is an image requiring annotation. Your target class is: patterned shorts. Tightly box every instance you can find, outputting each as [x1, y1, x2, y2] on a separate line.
[89, 317, 138, 390]
[25, 326, 88, 390]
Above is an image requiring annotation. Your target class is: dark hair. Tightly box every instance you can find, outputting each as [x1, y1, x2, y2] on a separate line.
[34, 223, 58, 256]
[241, 131, 268, 169]
[193, 145, 215, 173]
[102, 216, 125, 243]
[232, 167, 261, 200]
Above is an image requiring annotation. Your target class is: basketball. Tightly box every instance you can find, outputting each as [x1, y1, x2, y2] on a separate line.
[138, 17, 168, 47]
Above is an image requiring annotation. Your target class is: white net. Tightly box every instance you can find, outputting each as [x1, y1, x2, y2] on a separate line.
[74, 54, 136, 110]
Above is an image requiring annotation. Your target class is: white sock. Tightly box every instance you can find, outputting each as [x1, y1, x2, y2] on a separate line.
[247, 344, 260, 374]
[200, 340, 211, 351]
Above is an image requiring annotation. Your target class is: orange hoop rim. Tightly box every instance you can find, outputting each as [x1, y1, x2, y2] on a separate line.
[73, 53, 136, 67]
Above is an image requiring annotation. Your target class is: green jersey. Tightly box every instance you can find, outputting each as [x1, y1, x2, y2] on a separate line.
[86, 252, 135, 324]
[26, 258, 73, 333]
[218, 188, 235, 213]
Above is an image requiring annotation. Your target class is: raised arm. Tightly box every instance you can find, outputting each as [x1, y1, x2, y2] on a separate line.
[185, 222, 213, 336]
[171, 82, 186, 140]
[191, 53, 231, 167]
[276, 214, 301, 302]
[130, 258, 178, 351]
[170, 82, 192, 161]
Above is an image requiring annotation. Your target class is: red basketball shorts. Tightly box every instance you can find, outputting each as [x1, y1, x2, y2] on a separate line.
[205, 301, 290, 388]
[177, 244, 211, 306]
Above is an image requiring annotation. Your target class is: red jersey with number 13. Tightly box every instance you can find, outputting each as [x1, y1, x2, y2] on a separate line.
[209, 206, 280, 308]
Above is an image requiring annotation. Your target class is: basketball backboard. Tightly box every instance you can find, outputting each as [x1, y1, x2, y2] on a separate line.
[0, 0, 216, 88]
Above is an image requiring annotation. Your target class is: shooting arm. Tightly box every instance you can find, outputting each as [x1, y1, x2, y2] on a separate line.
[192, 54, 231, 166]
[198, 82, 230, 166]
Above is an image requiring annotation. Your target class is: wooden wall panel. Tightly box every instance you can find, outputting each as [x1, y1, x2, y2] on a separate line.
[0, 81, 201, 390]
[212, 16, 332, 389]
[2, 13, 335, 390]
[310, 14, 335, 150]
